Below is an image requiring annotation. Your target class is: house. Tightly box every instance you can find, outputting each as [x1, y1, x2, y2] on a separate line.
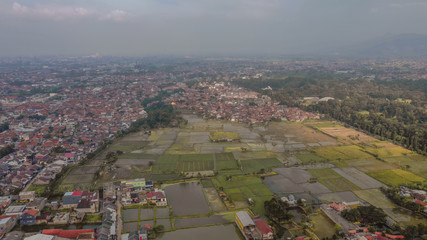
[0, 216, 18, 236]
[254, 219, 273, 240]
[4, 206, 26, 216]
[0, 196, 12, 212]
[76, 199, 96, 213]
[3, 231, 24, 240]
[18, 191, 35, 202]
[103, 183, 116, 200]
[20, 210, 39, 225]
[42, 229, 95, 239]
[235, 211, 260, 240]
[330, 202, 347, 212]
[24, 234, 54, 240]
[35, 212, 51, 225]
[26, 198, 46, 211]
[139, 225, 150, 240]
[63, 153, 76, 164]
[128, 230, 139, 240]
[146, 191, 167, 206]
[51, 212, 69, 225]
[62, 191, 82, 209]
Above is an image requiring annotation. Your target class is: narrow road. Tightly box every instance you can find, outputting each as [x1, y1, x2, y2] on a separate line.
[116, 192, 122, 240]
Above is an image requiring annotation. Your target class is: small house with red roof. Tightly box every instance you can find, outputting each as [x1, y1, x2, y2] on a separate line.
[146, 191, 167, 206]
[20, 209, 39, 225]
[254, 218, 273, 239]
[330, 202, 347, 212]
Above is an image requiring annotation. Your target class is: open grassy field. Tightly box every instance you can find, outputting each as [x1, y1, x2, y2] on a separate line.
[215, 153, 239, 170]
[306, 121, 342, 129]
[152, 154, 214, 174]
[353, 189, 396, 209]
[232, 151, 277, 160]
[27, 185, 46, 195]
[312, 212, 336, 239]
[315, 145, 373, 162]
[117, 153, 157, 159]
[109, 145, 143, 152]
[363, 146, 412, 158]
[240, 158, 283, 174]
[367, 169, 426, 186]
[307, 168, 360, 192]
[318, 126, 378, 144]
[209, 131, 241, 141]
[296, 153, 327, 164]
[345, 158, 397, 172]
[381, 154, 427, 177]
[212, 175, 273, 215]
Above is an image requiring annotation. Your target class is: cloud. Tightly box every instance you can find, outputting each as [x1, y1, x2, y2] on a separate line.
[10, 2, 128, 22]
[101, 10, 128, 22]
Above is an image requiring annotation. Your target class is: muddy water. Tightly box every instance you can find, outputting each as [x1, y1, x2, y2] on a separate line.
[164, 182, 210, 216]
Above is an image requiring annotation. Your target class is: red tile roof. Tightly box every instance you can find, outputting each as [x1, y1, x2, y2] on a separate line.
[72, 191, 82, 196]
[254, 219, 272, 235]
[42, 229, 94, 239]
[22, 210, 39, 216]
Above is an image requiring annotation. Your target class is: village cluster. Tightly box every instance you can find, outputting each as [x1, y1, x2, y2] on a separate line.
[167, 82, 322, 123]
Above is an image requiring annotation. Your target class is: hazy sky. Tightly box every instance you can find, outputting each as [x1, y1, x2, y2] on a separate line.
[1, 0, 427, 56]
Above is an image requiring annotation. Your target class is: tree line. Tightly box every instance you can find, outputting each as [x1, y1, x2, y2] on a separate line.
[0, 145, 14, 159]
[0, 122, 9, 133]
[234, 76, 427, 155]
[380, 187, 426, 213]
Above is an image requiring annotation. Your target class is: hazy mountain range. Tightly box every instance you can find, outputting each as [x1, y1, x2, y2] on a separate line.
[338, 34, 427, 58]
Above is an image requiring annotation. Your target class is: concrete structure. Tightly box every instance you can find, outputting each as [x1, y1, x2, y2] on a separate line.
[18, 191, 35, 202]
[4, 206, 26, 216]
[235, 211, 260, 240]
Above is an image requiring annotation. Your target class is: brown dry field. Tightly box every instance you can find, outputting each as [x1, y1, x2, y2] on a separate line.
[320, 126, 377, 144]
[262, 122, 337, 144]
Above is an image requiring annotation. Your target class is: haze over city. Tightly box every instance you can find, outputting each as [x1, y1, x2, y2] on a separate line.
[0, 1, 426, 240]
[1, 0, 427, 56]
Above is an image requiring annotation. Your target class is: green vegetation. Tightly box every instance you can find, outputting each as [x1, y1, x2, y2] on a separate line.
[363, 146, 411, 158]
[381, 187, 426, 213]
[27, 185, 47, 195]
[240, 158, 282, 174]
[308, 168, 360, 192]
[0, 122, 9, 133]
[212, 175, 273, 215]
[83, 213, 103, 222]
[215, 153, 239, 170]
[314, 145, 372, 161]
[342, 206, 387, 225]
[264, 198, 293, 222]
[296, 153, 327, 164]
[368, 169, 426, 186]
[152, 154, 214, 174]
[381, 155, 427, 177]
[209, 131, 241, 142]
[0, 145, 14, 159]
[353, 189, 396, 209]
[200, 179, 214, 188]
[234, 76, 427, 156]
[311, 213, 336, 239]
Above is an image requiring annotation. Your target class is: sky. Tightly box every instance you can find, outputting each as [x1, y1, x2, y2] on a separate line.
[1, 0, 427, 56]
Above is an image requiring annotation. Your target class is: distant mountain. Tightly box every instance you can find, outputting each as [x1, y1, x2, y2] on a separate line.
[342, 34, 427, 58]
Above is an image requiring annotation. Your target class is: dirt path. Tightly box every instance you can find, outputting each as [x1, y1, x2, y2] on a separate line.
[116, 193, 122, 240]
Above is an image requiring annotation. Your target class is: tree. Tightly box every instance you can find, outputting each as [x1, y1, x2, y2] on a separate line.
[154, 225, 165, 233]
[264, 198, 293, 222]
